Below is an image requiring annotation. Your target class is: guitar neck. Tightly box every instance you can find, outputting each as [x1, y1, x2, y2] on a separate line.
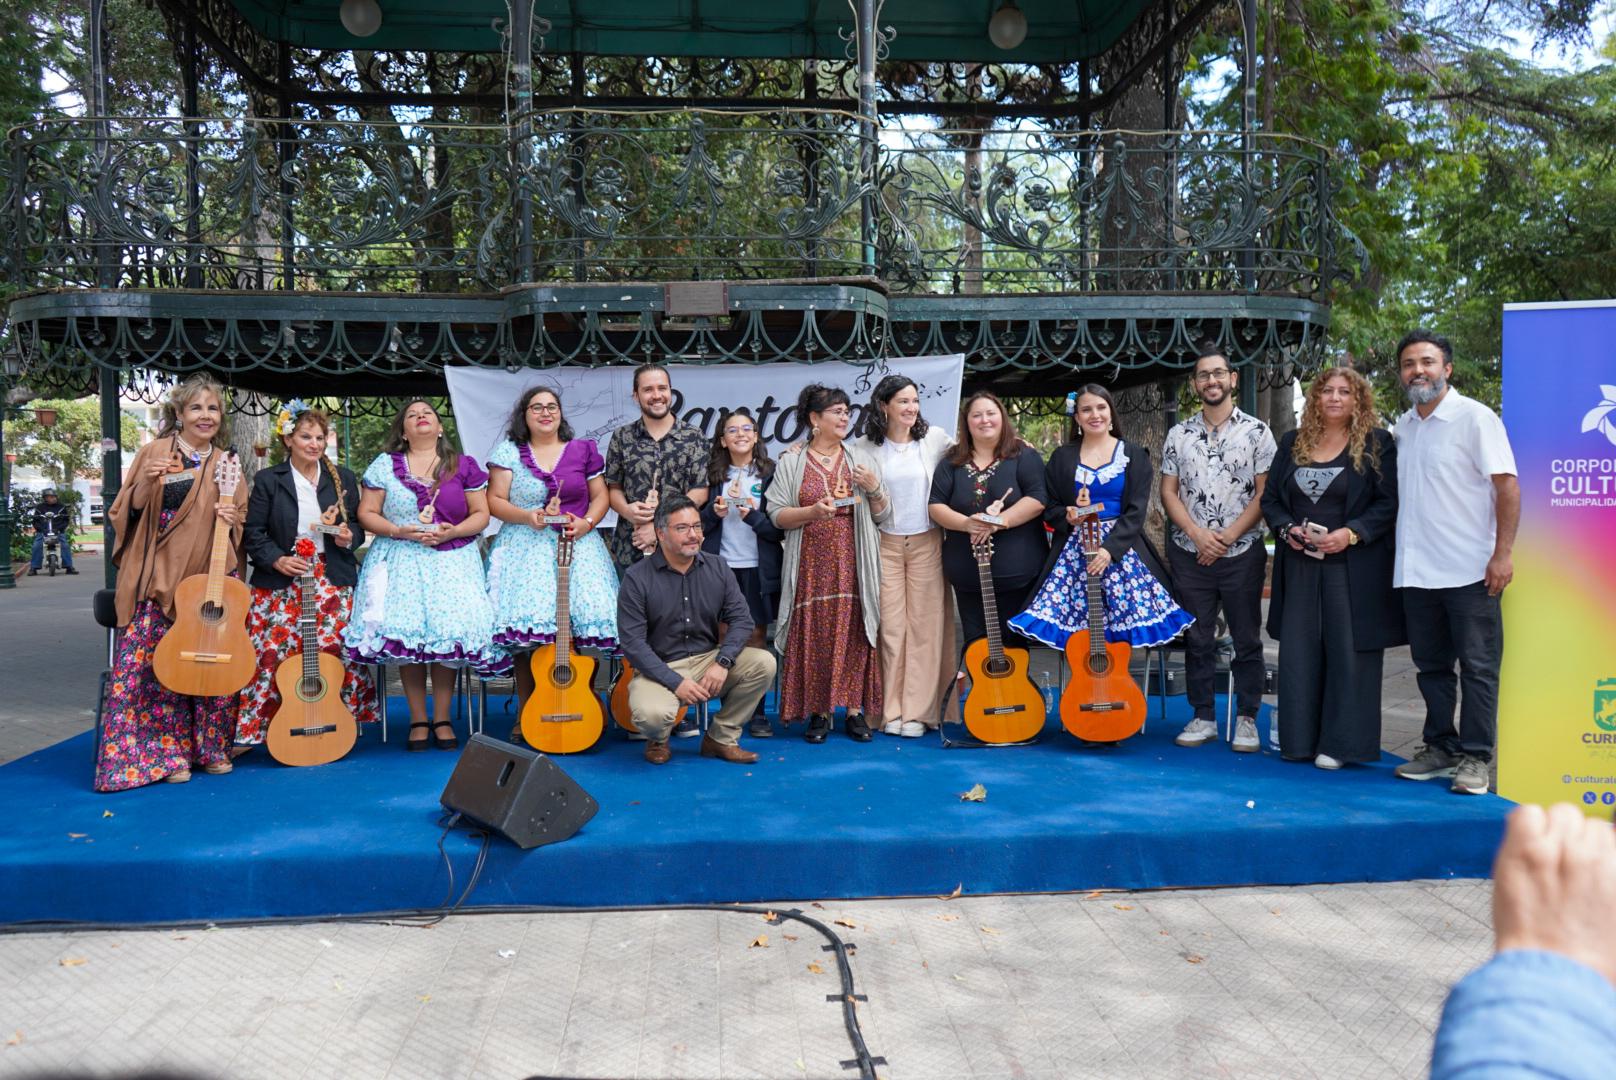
[555, 562, 571, 666]
[1085, 550, 1107, 659]
[203, 517, 232, 606]
[299, 575, 318, 682]
[974, 548, 1006, 664]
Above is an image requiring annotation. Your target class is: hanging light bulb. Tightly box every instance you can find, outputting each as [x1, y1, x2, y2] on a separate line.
[339, 0, 383, 38]
[988, 0, 1028, 51]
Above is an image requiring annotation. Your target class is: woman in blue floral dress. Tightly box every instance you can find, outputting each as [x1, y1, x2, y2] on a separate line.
[346, 400, 501, 750]
[1010, 384, 1193, 651]
[485, 385, 618, 720]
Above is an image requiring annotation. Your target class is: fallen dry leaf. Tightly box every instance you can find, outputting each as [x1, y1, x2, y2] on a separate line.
[940, 882, 963, 900]
[1184, 954, 1205, 964]
[6, 1031, 22, 1047]
[833, 918, 858, 930]
[101, 810, 114, 818]
[810, 901, 825, 909]
[418, 994, 431, 1003]
[58, 957, 88, 968]
[762, 911, 777, 922]
[67, 833, 86, 839]
[1083, 890, 1105, 900]
[749, 935, 769, 949]
[806, 962, 825, 974]
[1113, 903, 1134, 911]
[958, 783, 987, 802]
[934, 914, 959, 922]
[782, 934, 799, 942]
[979, 925, 1000, 935]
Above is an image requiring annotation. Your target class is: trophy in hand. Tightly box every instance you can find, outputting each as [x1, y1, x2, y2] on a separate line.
[311, 502, 344, 537]
[417, 501, 445, 533]
[1068, 483, 1102, 525]
[978, 486, 1011, 527]
[639, 470, 661, 554]
[542, 478, 570, 526]
[830, 467, 858, 509]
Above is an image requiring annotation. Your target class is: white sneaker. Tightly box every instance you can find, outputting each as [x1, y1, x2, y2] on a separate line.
[899, 721, 926, 738]
[1175, 719, 1218, 747]
[1231, 717, 1260, 753]
[1314, 753, 1343, 770]
[881, 719, 903, 736]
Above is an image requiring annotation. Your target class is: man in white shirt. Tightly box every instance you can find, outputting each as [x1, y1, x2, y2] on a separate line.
[1390, 330, 1519, 795]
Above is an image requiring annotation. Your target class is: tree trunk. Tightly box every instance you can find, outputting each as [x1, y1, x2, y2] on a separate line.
[232, 393, 275, 490]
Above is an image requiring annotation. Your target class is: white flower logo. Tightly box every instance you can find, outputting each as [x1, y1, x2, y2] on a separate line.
[1582, 386, 1616, 447]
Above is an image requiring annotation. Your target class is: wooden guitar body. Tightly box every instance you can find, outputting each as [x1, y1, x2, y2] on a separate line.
[961, 637, 1045, 743]
[609, 660, 688, 733]
[153, 573, 256, 697]
[266, 649, 357, 766]
[520, 647, 604, 754]
[1059, 636, 1146, 742]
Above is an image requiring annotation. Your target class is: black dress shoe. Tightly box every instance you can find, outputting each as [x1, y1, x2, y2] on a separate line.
[845, 712, 873, 742]
[747, 714, 773, 738]
[65, 568, 79, 575]
[804, 714, 831, 744]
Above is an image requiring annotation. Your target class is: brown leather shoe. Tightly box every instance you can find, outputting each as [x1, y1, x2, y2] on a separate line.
[699, 736, 759, 764]
[644, 740, 671, 765]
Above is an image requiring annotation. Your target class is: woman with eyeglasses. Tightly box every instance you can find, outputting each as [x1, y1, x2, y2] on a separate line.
[851, 375, 958, 737]
[346, 399, 500, 751]
[767, 384, 892, 744]
[698, 408, 784, 737]
[485, 385, 618, 725]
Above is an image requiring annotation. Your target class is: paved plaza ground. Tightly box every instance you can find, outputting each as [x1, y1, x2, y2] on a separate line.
[0, 555, 1493, 1079]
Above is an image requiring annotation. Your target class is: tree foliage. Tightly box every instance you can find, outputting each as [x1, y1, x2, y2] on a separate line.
[9, 399, 143, 487]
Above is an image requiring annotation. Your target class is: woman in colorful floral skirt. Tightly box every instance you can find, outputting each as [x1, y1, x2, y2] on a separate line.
[235, 401, 380, 752]
[345, 400, 500, 750]
[1010, 384, 1193, 653]
[94, 376, 247, 791]
[485, 384, 618, 722]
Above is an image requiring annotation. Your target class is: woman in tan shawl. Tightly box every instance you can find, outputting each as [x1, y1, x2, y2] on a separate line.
[94, 376, 247, 791]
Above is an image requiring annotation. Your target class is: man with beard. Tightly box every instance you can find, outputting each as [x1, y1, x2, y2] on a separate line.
[1160, 347, 1278, 752]
[616, 496, 775, 766]
[1391, 329, 1519, 795]
[604, 363, 712, 736]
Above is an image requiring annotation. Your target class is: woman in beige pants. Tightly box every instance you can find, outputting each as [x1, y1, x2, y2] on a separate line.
[851, 375, 957, 735]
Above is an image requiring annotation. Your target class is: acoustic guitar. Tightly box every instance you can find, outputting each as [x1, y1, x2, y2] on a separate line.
[609, 660, 688, 734]
[153, 452, 256, 697]
[519, 533, 605, 753]
[266, 539, 357, 767]
[1059, 506, 1146, 742]
[961, 534, 1044, 743]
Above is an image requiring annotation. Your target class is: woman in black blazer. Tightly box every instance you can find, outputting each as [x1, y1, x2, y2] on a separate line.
[1009, 385, 1190, 652]
[234, 401, 379, 751]
[1261, 368, 1403, 769]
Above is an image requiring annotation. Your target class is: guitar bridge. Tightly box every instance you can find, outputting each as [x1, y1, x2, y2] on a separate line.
[290, 725, 338, 737]
[982, 705, 1027, 715]
[540, 714, 584, 723]
[1079, 702, 1125, 712]
[179, 651, 233, 663]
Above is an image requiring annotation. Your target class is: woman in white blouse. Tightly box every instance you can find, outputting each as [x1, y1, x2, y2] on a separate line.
[851, 375, 957, 735]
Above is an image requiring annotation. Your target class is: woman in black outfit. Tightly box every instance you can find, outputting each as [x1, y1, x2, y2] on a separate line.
[1261, 367, 1402, 769]
[928, 390, 1048, 654]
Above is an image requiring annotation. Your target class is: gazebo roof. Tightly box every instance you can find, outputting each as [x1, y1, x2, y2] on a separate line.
[229, 0, 1149, 62]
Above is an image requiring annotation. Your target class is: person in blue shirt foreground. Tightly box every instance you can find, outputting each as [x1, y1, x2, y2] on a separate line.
[1431, 802, 1616, 1078]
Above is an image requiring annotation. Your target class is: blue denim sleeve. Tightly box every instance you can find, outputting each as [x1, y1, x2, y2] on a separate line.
[1432, 950, 1616, 1080]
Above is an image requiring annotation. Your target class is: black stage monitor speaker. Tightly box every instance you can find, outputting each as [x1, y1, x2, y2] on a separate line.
[439, 733, 599, 850]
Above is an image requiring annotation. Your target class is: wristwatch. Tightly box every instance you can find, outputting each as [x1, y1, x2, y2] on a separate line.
[716, 654, 735, 669]
[1346, 528, 1361, 546]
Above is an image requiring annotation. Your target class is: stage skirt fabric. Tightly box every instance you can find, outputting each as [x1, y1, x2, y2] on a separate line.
[1010, 518, 1193, 650]
[93, 507, 238, 793]
[344, 538, 502, 673]
[779, 461, 882, 722]
[235, 559, 382, 746]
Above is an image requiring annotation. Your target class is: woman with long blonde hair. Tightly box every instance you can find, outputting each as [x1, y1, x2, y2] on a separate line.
[95, 375, 247, 791]
[1261, 367, 1403, 769]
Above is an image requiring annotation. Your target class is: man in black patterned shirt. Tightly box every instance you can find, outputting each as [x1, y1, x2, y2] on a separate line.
[603, 363, 711, 575]
[1160, 347, 1277, 753]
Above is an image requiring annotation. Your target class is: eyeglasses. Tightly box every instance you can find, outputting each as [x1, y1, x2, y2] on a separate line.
[819, 407, 851, 418]
[663, 522, 703, 535]
[528, 403, 561, 414]
[724, 424, 755, 436]
[1193, 369, 1231, 383]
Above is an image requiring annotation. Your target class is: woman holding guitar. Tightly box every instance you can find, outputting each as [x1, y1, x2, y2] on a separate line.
[485, 385, 618, 724]
[94, 376, 246, 791]
[698, 408, 783, 738]
[1009, 385, 1191, 655]
[928, 391, 1049, 663]
[235, 401, 379, 753]
[345, 400, 500, 751]
[1261, 368, 1401, 769]
[767, 384, 891, 744]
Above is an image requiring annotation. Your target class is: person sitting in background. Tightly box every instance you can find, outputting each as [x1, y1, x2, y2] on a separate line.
[1430, 802, 1616, 1079]
[28, 488, 77, 575]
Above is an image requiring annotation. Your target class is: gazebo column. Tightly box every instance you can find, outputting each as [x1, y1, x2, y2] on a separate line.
[856, 0, 877, 276]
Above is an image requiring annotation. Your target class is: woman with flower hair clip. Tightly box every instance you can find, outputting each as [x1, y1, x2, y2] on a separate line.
[236, 400, 380, 752]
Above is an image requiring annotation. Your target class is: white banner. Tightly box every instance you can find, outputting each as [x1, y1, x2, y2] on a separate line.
[446, 356, 966, 469]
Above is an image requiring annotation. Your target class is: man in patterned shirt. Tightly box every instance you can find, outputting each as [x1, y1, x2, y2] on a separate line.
[1160, 347, 1278, 752]
[604, 363, 711, 734]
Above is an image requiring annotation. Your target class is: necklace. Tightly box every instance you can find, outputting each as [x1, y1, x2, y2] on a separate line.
[811, 444, 841, 469]
[406, 450, 439, 481]
[174, 435, 212, 467]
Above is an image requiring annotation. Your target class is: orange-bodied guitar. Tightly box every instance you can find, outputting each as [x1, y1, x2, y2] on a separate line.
[1059, 501, 1146, 742]
[153, 452, 256, 697]
[519, 533, 605, 753]
[961, 533, 1045, 744]
[609, 660, 688, 734]
[266, 539, 357, 766]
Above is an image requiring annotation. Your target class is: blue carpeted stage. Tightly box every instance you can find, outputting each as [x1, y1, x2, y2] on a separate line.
[0, 695, 1511, 926]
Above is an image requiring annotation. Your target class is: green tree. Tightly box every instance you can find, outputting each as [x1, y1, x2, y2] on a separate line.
[10, 398, 143, 487]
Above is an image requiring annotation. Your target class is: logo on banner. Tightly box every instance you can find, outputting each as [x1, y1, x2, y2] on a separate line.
[1585, 678, 1616, 745]
[1581, 386, 1616, 447]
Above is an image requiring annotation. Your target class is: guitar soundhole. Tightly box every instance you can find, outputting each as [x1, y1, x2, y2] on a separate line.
[553, 665, 574, 689]
[985, 657, 1012, 677]
[1086, 654, 1110, 677]
[200, 601, 225, 624]
[299, 677, 323, 700]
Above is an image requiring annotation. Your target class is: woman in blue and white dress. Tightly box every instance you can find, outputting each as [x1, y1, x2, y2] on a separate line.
[485, 385, 618, 720]
[347, 400, 502, 751]
[1010, 384, 1192, 652]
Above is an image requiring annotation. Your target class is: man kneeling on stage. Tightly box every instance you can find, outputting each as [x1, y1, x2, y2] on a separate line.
[617, 495, 777, 765]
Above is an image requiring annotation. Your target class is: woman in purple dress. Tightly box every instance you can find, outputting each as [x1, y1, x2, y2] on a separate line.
[345, 400, 500, 750]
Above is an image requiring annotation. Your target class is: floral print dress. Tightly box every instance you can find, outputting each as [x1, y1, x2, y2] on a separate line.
[1010, 442, 1194, 649]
